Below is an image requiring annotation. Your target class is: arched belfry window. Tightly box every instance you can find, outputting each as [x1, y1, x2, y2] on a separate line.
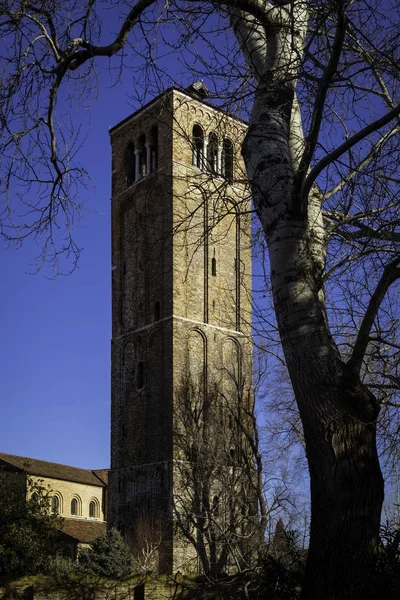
[192, 124, 204, 168]
[222, 138, 234, 181]
[207, 132, 219, 174]
[137, 134, 146, 179]
[124, 142, 136, 186]
[149, 126, 158, 172]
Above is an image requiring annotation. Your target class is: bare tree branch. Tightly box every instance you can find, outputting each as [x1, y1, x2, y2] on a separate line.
[296, 6, 348, 201]
[348, 257, 400, 378]
[303, 102, 400, 199]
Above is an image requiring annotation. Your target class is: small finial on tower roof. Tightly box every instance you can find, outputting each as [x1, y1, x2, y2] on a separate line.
[186, 80, 210, 100]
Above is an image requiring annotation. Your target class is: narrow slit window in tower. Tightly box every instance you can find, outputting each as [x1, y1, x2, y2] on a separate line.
[211, 257, 217, 276]
[137, 361, 144, 389]
[154, 301, 161, 321]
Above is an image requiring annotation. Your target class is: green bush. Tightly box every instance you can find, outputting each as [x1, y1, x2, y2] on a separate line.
[76, 528, 133, 579]
[45, 554, 75, 578]
[0, 474, 61, 577]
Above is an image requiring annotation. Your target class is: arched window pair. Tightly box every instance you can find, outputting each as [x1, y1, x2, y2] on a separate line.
[191, 125, 234, 180]
[67, 497, 99, 518]
[124, 126, 158, 187]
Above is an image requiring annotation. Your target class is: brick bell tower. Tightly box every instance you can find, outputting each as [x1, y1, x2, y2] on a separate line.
[109, 83, 254, 574]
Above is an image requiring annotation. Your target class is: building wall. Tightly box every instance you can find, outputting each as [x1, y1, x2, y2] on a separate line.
[28, 475, 105, 521]
[109, 92, 175, 572]
[109, 88, 253, 574]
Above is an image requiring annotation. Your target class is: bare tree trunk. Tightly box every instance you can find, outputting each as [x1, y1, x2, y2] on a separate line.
[302, 391, 384, 599]
[243, 79, 385, 598]
[269, 213, 384, 599]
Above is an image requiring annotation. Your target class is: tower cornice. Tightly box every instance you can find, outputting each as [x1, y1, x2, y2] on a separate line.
[109, 86, 248, 136]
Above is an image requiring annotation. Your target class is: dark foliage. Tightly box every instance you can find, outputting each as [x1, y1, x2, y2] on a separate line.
[0, 474, 60, 577]
[362, 521, 400, 599]
[76, 528, 133, 580]
[250, 553, 303, 600]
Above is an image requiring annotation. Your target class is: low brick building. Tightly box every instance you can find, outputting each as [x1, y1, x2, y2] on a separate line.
[0, 452, 108, 559]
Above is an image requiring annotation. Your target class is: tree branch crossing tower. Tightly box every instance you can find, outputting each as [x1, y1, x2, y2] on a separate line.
[109, 84, 254, 574]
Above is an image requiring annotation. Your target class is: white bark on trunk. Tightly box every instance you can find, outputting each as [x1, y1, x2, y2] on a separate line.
[230, 2, 384, 597]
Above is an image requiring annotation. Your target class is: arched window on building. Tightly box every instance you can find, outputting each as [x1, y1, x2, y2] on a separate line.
[89, 499, 99, 518]
[207, 132, 219, 174]
[71, 498, 78, 516]
[192, 124, 204, 168]
[51, 495, 60, 514]
[149, 126, 158, 172]
[222, 138, 234, 181]
[124, 142, 136, 187]
[70, 496, 81, 516]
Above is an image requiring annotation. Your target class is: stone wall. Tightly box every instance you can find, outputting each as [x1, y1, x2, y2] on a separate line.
[29, 475, 105, 521]
[0, 575, 226, 600]
[109, 87, 254, 574]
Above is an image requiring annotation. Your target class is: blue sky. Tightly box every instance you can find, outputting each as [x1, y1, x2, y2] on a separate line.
[0, 74, 140, 469]
[0, 72, 253, 470]
[0, 22, 241, 470]
[0, 6, 249, 470]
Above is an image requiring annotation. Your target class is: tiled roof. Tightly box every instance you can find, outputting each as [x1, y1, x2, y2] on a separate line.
[92, 469, 109, 485]
[0, 452, 107, 487]
[59, 518, 106, 543]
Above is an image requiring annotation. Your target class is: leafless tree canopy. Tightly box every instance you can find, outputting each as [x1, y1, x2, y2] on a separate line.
[173, 370, 268, 576]
[1, 0, 399, 385]
[2, 0, 400, 596]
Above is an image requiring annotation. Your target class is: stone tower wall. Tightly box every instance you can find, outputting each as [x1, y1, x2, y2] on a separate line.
[109, 88, 253, 575]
